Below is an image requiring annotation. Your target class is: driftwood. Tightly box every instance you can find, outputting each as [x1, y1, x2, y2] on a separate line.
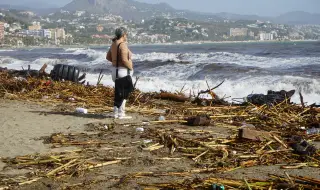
[197, 80, 225, 97]
[39, 64, 48, 75]
[134, 76, 140, 89]
[1, 64, 87, 85]
[97, 70, 104, 85]
[154, 92, 189, 102]
[193, 81, 228, 106]
[0, 64, 50, 78]
[299, 91, 305, 108]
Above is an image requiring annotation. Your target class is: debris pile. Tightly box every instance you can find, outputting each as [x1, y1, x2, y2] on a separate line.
[0, 68, 319, 189]
[139, 175, 320, 189]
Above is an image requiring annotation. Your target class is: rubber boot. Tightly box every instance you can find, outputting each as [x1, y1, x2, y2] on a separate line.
[118, 100, 132, 119]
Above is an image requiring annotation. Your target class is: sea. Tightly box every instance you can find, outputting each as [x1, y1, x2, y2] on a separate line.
[1, 41, 320, 104]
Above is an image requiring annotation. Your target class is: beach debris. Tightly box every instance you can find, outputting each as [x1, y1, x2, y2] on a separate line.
[142, 143, 164, 151]
[42, 95, 49, 100]
[3, 92, 18, 100]
[154, 91, 189, 102]
[197, 80, 225, 98]
[1, 68, 320, 189]
[185, 115, 211, 126]
[40, 133, 116, 146]
[75, 107, 88, 114]
[143, 139, 153, 144]
[238, 128, 273, 141]
[50, 64, 82, 83]
[289, 136, 317, 156]
[212, 184, 225, 190]
[1, 150, 122, 182]
[68, 97, 75, 101]
[245, 90, 296, 105]
[39, 63, 48, 75]
[96, 69, 104, 85]
[306, 127, 320, 135]
[136, 127, 144, 132]
[193, 80, 228, 106]
[1, 64, 50, 79]
[138, 174, 320, 190]
[158, 116, 166, 121]
[241, 122, 256, 129]
[268, 89, 295, 103]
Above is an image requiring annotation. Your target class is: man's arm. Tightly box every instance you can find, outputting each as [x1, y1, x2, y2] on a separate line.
[106, 49, 112, 62]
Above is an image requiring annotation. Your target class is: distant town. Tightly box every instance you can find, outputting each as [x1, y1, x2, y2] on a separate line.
[0, 8, 320, 47]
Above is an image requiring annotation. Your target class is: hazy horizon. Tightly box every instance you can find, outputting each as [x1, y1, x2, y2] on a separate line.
[136, 0, 320, 16]
[1, 0, 320, 16]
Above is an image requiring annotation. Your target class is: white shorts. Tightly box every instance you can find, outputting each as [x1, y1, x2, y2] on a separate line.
[112, 67, 134, 82]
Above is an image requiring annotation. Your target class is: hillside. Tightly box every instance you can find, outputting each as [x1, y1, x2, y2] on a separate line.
[62, 0, 221, 21]
[1, 0, 319, 25]
[215, 12, 270, 21]
[275, 11, 320, 24]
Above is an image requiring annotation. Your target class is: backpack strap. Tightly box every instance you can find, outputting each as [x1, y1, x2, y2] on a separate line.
[116, 42, 123, 79]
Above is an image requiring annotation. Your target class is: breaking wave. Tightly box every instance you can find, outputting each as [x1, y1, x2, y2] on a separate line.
[1, 46, 320, 104]
[61, 48, 320, 70]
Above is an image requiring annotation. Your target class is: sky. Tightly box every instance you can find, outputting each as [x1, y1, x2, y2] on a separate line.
[136, 0, 320, 16]
[3, 0, 320, 16]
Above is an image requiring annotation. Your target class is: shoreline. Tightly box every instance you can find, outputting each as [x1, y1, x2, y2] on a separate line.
[1, 39, 318, 50]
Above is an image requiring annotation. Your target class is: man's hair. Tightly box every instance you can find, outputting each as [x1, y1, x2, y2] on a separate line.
[112, 27, 128, 42]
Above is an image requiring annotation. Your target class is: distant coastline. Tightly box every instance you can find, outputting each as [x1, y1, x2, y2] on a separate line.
[142, 39, 319, 46]
[1, 39, 318, 50]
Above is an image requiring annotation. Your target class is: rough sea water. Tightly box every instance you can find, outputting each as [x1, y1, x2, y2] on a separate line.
[1, 41, 320, 104]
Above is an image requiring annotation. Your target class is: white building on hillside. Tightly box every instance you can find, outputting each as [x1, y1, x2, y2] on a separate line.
[260, 33, 274, 41]
[43, 29, 51, 38]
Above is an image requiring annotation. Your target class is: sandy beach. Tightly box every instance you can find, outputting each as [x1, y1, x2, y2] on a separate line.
[0, 98, 319, 189]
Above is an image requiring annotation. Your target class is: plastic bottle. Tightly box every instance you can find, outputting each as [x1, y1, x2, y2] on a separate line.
[75, 108, 88, 114]
[306, 128, 320, 135]
[136, 127, 144, 132]
[158, 116, 166, 121]
[143, 139, 153, 144]
[212, 184, 225, 190]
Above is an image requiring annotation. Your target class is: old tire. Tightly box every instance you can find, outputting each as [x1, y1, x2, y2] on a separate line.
[51, 64, 80, 82]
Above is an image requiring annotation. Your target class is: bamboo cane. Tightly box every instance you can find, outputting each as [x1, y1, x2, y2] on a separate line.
[47, 159, 78, 176]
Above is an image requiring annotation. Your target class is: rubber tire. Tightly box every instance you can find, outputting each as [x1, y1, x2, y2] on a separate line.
[61, 65, 69, 81]
[57, 64, 64, 80]
[51, 64, 80, 82]
[51, 64, 63, 80]
[73, 68, 80, 82]
[67, 66, 75, 81]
